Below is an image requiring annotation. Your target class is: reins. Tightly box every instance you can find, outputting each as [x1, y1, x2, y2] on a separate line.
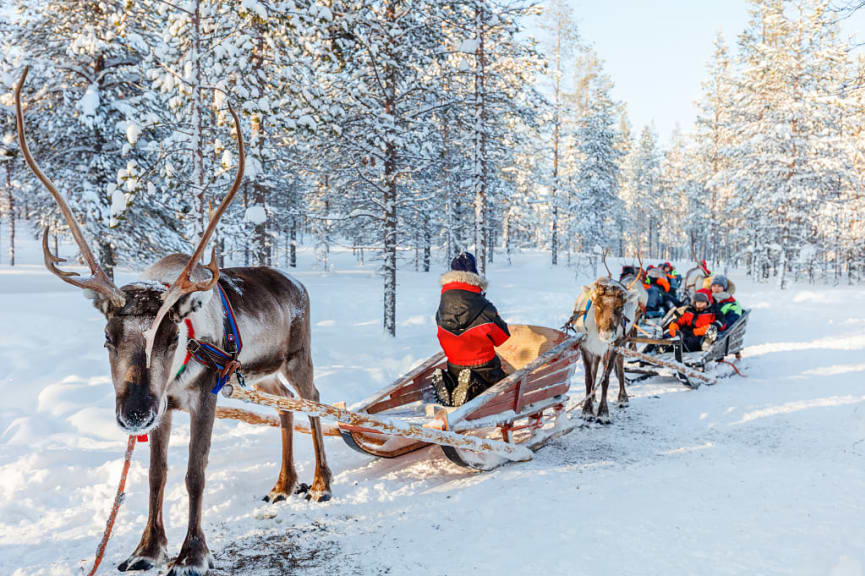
[179, 281, 246, 394]
[87, 435, 137, 576]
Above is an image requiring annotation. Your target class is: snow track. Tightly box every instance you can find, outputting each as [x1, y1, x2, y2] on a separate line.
[1, 244, 864, 575]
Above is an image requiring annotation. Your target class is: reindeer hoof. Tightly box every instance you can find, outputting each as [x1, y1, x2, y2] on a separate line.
[294, 482, 310, 495]
[118, 557, 154, 571]
[305, 490, 332, 503]
[618, 399, 629, 408]
[263, 493, 286, 503]
[167, 556, 211, 576]
[597, 414, 612, 425]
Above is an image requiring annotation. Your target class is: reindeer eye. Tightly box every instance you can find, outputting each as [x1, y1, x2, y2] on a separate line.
[104, 332, 115, 349]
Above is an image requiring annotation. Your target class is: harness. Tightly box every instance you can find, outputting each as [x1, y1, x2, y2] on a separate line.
[179, 281, 245, 394]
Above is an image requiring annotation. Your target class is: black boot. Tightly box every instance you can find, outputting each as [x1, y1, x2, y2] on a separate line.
[431, 369, 451, 406]
[452, 369, 473, 407]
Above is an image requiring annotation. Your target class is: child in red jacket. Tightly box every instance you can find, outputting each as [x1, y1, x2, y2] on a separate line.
[667, 289, 719, 352]
[432, 252, 510, 407]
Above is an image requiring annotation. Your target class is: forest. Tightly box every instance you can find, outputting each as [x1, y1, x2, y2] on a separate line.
[1, 0, 864, 334]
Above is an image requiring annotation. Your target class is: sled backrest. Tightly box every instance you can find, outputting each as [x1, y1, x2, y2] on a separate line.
[703, 309, 749, 362]
[495, 324, 569, 373]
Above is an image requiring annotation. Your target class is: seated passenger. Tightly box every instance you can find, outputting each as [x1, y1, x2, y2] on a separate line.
[432, 252, 511, 407]
[644, 266, 677, 318]
[667, 289, 719, 352]
[709, 275, 742, 331]
[662, 262, 682, 295]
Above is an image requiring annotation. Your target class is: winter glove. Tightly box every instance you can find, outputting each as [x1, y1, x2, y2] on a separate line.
[668, 323, 679, 337]
[703, 324, 719, 341]
[693, 324, 710, 337]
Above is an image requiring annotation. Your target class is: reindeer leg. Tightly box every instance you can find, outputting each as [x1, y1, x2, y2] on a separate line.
[118, 410, 172, 572]
[616, 353, 629, 407]
[597, 353, 616, 425]
[168, 388, 216, 576]
[581, 349, 596, 421]
[254, 379, 299, 503]
[286, 354, 332, 503]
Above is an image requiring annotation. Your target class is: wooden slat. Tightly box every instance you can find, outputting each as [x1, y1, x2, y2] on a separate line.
[448, 335, 583, 427]
[367, 389, 424, 414]
[468, 380, 569, 421]
[526, 355, 574, 380]
[349, 352, 446, 411]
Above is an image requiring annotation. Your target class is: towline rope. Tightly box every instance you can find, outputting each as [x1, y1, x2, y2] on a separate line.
[87, 435, 137, 576]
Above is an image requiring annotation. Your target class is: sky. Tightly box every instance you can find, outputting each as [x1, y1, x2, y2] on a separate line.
[567, 0, 865, 142]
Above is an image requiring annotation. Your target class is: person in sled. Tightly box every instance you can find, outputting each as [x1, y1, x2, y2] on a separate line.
[432, 252, 511, 407]
[666, 289, 719, 352]
[662, 262, 682, 296]
[644, 266, 678, 318]
[708, 275, 742, 332]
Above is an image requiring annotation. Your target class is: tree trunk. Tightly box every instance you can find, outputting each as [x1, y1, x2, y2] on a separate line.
[5, 162, 13, 267]
[423, 216, 430, 273]
[289, 216, 297, 268]
[382, 0, 398, 337]
[384, 150, 397, 336]
[473, 3, 488, 274]
[551, 13, 561, 267]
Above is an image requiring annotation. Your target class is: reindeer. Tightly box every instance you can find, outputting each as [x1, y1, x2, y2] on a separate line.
[564, 250, 642, 423]
[15, 67, 332, 576]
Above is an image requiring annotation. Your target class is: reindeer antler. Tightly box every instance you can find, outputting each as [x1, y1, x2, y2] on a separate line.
[602, 248, 612, 278]
[15, 66, 126, 309]
[690, 232, 709, 275]
[143, 101, 245, 365]
[626, 248, 643, 291]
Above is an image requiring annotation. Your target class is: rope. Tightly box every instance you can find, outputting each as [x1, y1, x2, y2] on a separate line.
[87, 435, 137, 576]
[718, 359, 747, 377]
[635, 323, 656, 338]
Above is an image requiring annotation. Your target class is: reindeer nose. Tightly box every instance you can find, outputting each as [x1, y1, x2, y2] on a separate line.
[117, 407, 156, 432]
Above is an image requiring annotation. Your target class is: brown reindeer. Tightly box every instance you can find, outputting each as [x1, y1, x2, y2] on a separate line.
[15, 67, 331, 576]
[565, 251, 641, 423]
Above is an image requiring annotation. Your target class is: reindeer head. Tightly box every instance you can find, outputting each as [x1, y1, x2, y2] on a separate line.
[15, 66, 244, 435]
[588, 279, 630, 343]
[585, 249, 642, 343]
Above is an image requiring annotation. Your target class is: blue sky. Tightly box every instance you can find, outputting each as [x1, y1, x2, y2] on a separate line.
[568, 0, 865, 142]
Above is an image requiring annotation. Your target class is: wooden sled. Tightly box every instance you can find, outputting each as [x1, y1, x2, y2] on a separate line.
[338, 325, 583, 470]
[623, 310, 750, 387]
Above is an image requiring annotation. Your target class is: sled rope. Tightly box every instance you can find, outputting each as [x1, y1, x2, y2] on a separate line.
[612, 346, 718, 385]
[88, 435, 137, 576]
[717, 358, 746, 377]
[221, 384, 533, 461]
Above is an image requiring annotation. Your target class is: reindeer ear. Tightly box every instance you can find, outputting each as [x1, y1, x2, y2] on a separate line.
[84, 288, 122, 317]
[170, 290, 213, 322]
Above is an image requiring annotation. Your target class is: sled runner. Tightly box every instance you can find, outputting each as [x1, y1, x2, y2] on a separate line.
[338, 325, 583, 470]
[622, 310, 750, 387]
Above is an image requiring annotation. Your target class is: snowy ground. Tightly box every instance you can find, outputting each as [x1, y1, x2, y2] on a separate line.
[1, 231, 865, 575]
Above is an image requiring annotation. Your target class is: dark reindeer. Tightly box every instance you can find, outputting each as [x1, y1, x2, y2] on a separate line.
[15, 67, 331, 576]
[564, 250, 641, 423]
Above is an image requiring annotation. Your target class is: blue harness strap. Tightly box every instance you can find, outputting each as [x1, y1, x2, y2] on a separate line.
[186, 281, 245, 394]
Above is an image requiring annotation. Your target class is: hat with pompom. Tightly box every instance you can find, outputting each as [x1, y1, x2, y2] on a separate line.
[450, 252, 478, 274]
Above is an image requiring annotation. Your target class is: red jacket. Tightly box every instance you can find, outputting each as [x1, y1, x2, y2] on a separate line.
[436, 271, 510, 367]
[670, 306, 716, 338]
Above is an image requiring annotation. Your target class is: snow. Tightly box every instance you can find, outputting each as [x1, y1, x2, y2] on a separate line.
[77, 83, 99, 118]
[240, 0, 267, 20]
[459, 38, 479, 53]
[125, 122, 141, 146]
[244, 205, 267, 225]
[1, 235, 864, 574]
